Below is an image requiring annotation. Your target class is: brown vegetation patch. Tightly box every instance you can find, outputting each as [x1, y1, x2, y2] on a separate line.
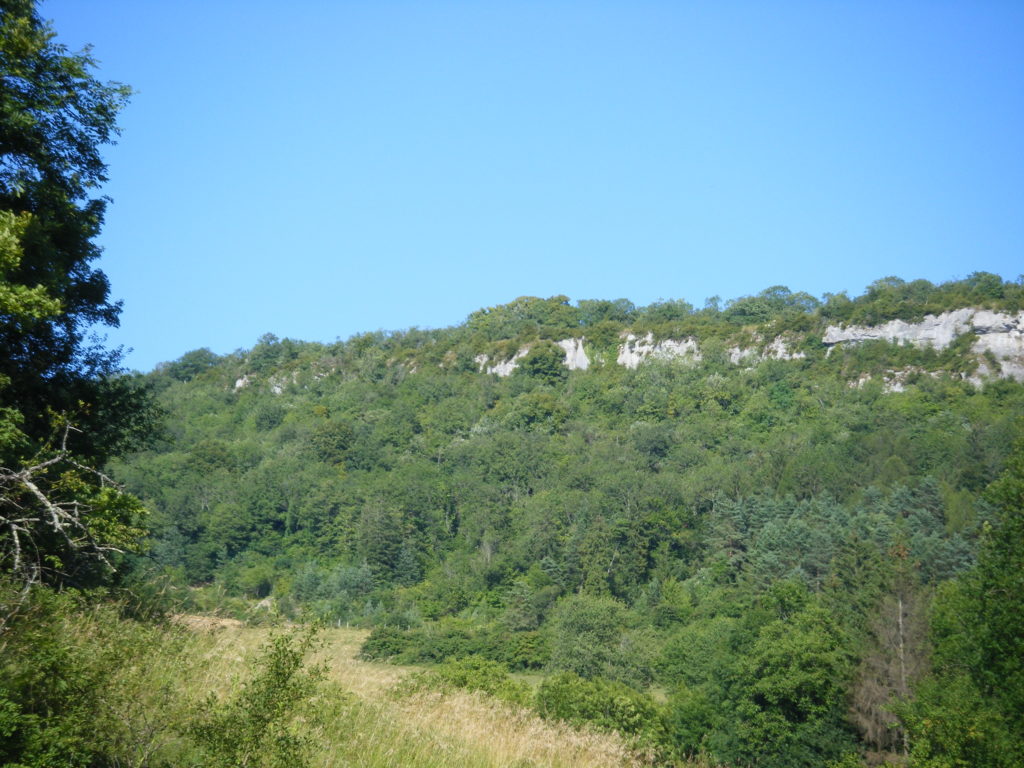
[172, 613, 245, 632]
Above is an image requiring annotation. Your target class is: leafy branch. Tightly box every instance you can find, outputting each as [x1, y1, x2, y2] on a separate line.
[1, 421, 145, 600]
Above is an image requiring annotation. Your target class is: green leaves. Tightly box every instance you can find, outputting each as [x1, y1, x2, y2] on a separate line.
[1, 0, 130, 201]
[723, 603, 855, 767]
[394, 655, 530, 706]
[1, 0, 153, 589]
[547, 593, 631, 681]
[899, 442, 1024, 767]
[103, 268, 1024, 765]
[1, 0, 143, 466]
[189, 629, 323, 768]
[536, 672, 663, 738]
[0, 210, 60, 320]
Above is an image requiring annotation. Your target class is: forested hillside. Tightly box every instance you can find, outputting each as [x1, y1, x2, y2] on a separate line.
[2, 2, 1022, 764]
[110, 275, 1024, 766]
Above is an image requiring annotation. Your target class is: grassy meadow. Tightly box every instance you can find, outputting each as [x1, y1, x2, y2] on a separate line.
[83, 610, 654, 768]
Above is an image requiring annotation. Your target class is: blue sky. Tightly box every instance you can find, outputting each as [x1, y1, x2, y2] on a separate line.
[44, 0, 1024, 372]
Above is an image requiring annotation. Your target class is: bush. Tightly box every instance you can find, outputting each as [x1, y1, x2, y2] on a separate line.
[0, 584, 192, 768]
[189, 628, 323, 768]
[395, 656, 530, 706]
[358, 625, 411, 661]
[485, 628, 549, 670]
[547, 593, 628, 680]
[535, 672, 664, 739]
[359, 622, 549, 670]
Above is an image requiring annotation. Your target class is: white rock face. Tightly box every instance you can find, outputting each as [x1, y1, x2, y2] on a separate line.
[967, 361, 995, 388]
[556, 338, 590, 370]
[479, 339, 589, 376]
[970, 316, 1024, 380]
[971, 310, 1021, 334]
[486, 347, 530, 377]
[850, 373, 872, 389]
[656, 338, 701, 363]
[726, 337, 803, 365]
[617, 332, 701, 369]
[884, 368, 943, 393]
[764, 337, 806, 360]
[824, 309, 1024, 383]
[267, 370, 301, 394]
[729, 347, 759, 364]
[850, 369, 943, 393]
[823, 308, 974, 350]
[234, 375, 251, 390]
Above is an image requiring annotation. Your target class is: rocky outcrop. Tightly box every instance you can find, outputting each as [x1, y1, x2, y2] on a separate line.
[728, 347, 754, 364]
[617, 333, 806, 369]
[467, 309, 1024, 382]
[485, 347, 529, 377]
[476, 338, 591, 376]
[970, 311, 1024, 380]
[765, 337, 806, 361]
[851, 368, 943, 393]
[824, 309, 1024, 381]
[726, 337, 805, 365]
[268, 370, 304, 395]
[823, 308, 975, 349]
[617, 333, 701, 369]
[556, 338, 590, 371]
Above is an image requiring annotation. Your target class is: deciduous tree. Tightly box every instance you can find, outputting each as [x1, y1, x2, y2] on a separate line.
[1, 0, 151, 591]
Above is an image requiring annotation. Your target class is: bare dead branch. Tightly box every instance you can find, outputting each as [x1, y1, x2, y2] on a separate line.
[1, 427, 133, 596]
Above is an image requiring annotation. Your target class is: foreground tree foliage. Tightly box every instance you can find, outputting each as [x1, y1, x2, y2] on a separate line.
[0, 4, 162, 766]
[0, 0, 151, 590]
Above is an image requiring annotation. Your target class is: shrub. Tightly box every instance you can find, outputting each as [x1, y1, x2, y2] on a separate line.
[189, 628, 323, 768]
[547, 593, 627, 679]
[535, 672, 663, 739]
[395, 656, 530, 706]
[358, 625, 412, 660]
[485, 628, 549, 670]
[359, 622, 549, 670]
[0, 583, 191, 768]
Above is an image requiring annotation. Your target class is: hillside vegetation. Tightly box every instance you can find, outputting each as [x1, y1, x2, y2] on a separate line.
[1, 592, 648, 767]
[3, 1, 1022, 764]
[105, 274, 1024, 767]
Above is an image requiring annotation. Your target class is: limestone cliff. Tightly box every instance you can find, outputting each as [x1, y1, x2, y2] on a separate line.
[617, 333, 701, 369]
[824, 309, 1024, 381]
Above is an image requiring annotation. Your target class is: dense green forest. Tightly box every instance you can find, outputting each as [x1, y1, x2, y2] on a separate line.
[124, 276, 1024, 609]
[2, 1, 1023, 766]
[102, 273, 1024, 766]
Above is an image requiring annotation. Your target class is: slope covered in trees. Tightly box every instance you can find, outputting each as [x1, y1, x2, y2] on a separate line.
[111, 274, 1024, 766]
[3, 2, 1022, 764]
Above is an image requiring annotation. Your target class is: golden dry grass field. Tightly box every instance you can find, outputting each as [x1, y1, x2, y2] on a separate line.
[175, 619, 645, 768]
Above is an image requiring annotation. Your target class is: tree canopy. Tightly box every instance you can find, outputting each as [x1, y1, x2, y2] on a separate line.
[0, 0, 150, 589]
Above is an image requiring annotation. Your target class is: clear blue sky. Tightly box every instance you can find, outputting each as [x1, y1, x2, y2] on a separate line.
[44, 0, 1024, 372]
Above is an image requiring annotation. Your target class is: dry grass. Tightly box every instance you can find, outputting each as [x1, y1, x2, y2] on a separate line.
[394, 689, 644, 768]
[171, 613, 245, 632]
[312, 626, 641, 768]
[314, 626, 409, 696]
[174, 621, 644, 767]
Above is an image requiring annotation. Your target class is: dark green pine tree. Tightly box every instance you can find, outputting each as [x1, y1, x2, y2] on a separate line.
[901, 441, 1024, 766]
